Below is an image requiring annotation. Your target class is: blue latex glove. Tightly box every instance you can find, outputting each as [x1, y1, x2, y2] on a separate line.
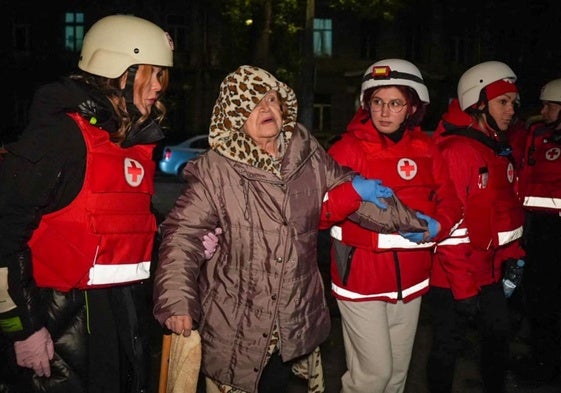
[416, 212, 439, 240]
[351, 175, 393, 209]
[400, 231, 425, 243]
[400, 212, 440, 243]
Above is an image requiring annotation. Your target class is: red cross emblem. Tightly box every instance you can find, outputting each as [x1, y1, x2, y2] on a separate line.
[545, 147, 561, 161]
[506, 162, 514, 183]
[124, 158, 144, 187]
[397, 158, 417, 180]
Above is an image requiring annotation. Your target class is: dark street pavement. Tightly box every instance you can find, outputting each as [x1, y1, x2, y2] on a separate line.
[152, 173, 560, 393]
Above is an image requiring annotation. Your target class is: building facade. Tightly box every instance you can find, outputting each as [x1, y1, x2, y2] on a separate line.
[2, 0, 559, 147]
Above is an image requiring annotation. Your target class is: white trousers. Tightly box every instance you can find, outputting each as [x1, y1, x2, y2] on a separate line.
[337, 297, 421, 393]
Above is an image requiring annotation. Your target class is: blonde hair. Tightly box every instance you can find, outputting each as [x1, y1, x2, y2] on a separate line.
[72, 64, 169, 144]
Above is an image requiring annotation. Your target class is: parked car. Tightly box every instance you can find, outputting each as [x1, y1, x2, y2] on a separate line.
[158, 134, 209, 178]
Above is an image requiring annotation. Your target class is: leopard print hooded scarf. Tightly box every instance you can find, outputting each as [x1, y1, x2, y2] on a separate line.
[209, 65, 296, 177]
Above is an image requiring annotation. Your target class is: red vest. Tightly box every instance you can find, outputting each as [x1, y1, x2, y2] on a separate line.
[518, 122, 561, 213]
[334, 130, 438, 251]
[28, 113, 157, 291]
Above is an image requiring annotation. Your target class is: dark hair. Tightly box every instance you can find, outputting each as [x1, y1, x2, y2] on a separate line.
[363, 85, 427, 129]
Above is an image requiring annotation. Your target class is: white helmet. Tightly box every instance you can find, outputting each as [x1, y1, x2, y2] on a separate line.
[457, 61, 516, 110]
[540, 79, 561, 103]
[360, 59, 430, 108]
[78, 14, 174, 79]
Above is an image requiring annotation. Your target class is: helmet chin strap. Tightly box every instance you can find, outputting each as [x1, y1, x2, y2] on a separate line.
[477, 104, 502, 135]
[122, 65, 141, 118]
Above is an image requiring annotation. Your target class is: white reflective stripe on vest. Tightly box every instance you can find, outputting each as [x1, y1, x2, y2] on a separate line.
[87, 261, 151, 286]
[523, 196, 561, 210]
[330, 225, 435, 249]
[332, 278, 429, 300]
[377, 233, 435, 249]
[497, 225, 523, 246]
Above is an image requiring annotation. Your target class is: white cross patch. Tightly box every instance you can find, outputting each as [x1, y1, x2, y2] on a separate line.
[124, 158, 144, 187]
[397, 158, 417, 180]
[545, 147, 561, 161]
[507, 162, 514, 183]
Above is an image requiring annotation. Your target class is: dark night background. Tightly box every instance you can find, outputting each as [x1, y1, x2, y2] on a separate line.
[2, 0, 560, 147]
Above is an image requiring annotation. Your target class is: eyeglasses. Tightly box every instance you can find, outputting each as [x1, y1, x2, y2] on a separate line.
[369, 98, 407, 113]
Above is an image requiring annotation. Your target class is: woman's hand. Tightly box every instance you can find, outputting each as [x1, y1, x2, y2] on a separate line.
[165, 315, 194, 337]
[14, 327, 54, 377]
[202, 228, 223, 259]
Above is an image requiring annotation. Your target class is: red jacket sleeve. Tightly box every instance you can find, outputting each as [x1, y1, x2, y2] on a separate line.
[319, 181, 362, 229]
[426, 143, 463, 242]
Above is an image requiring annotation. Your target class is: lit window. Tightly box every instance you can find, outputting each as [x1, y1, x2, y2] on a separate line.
[313, 18, 332, 57]
[65, 12, 84, 52]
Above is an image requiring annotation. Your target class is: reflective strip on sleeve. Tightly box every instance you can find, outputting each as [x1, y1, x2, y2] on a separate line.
[437, 227, 470, 246]
[497, 225, 523, 246]
[0, 316, 23, 333]
[523, 196, 561, 210]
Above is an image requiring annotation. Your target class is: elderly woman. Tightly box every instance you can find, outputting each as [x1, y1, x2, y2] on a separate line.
[152, 65, 427, 393]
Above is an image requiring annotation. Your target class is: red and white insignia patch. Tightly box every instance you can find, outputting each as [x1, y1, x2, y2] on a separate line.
[507, 162, 514, 183]
[545, 147, 561, 161]
[124, 158, 144, 187]
[397, 158, 417, 180]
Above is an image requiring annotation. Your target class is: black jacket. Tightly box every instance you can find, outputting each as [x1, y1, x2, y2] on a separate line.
[0, 77, 162, 393]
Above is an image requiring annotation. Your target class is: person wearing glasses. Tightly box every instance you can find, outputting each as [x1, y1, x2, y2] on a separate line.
[325, 58, 462, 393]
[428, 61, 526, 393]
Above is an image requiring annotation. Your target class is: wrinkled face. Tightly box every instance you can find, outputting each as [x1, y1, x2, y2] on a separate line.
[368, 87, 415, 134]
[540, 101, 561, 125]
[243, 91, 283, 142]
[486, 92, 517, 131]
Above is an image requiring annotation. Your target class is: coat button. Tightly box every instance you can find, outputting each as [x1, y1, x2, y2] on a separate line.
[275, 257, 283, 263]
[271, 294, 277, 301]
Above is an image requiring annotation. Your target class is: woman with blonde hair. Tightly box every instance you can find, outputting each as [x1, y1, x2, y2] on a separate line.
[0, 14, 173, 393]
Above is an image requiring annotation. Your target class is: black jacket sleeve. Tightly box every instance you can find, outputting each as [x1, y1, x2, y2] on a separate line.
[0, 111, 85, 341]
[2, 250, 44, 341]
